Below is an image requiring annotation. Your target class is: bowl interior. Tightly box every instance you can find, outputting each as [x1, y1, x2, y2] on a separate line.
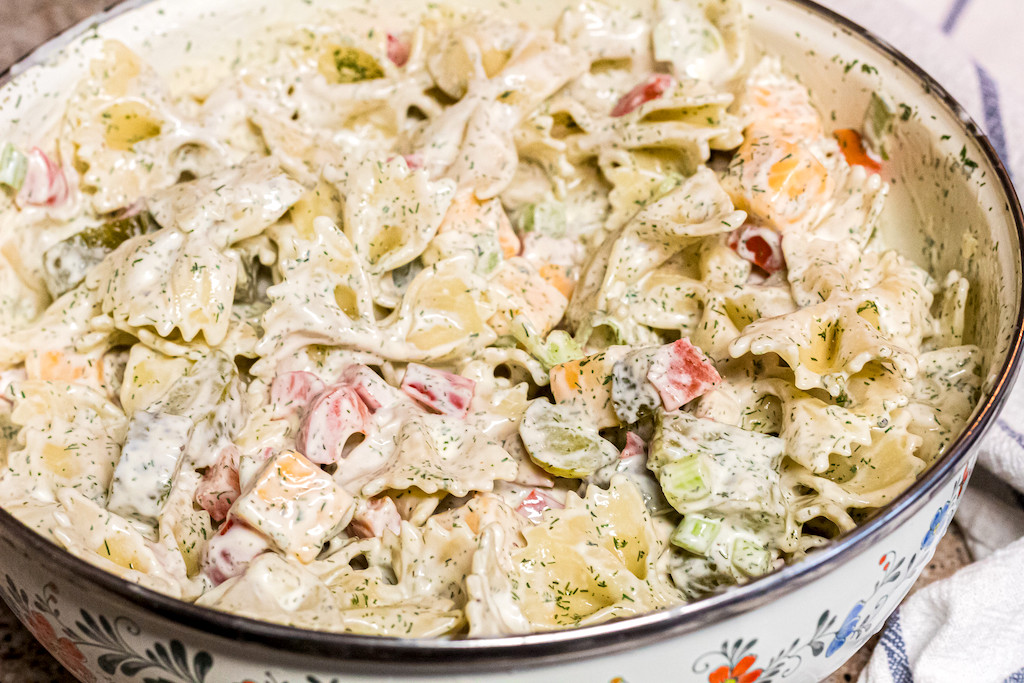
[0, 0, 1020, 659]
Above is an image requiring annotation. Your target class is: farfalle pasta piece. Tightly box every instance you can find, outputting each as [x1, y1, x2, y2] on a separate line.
[729, 297, 918, 396]
[652, 0, 747, 84]
[755, 378, 873, 474]
[360, 414, 517, 498]
[557, 1, 651, 63]
[598, 149, 687, 231]
[903, 345, 982, 461]
[582, 89, 743, 162]
[784, 419, 925, 532]
[258, 219, 380, 362]
[504, 477, 679, 630]
[465, 525, 531, 636]
[389, 258, 499, 359]
[808, 159, 888, 246]
[63, 41, 220, 213]
[568, 168, 746, 344]
[332, 155, 455, 276]
[0, 242, 51, 336]
[0, 285, 107, 372]
[87, 227, 236, 347]
[691, 279, 798, 360]
[197, 553, 344, 630]
[0, 380, 127, 505]
[148, 158, 304, 250]
[786, 240, 935, 351]
[314, 523, 467, 636]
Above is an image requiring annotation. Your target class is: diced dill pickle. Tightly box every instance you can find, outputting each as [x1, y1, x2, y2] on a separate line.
[611, 348, 660, 423]
[519, 399, 618, 478]
[42, 211, 159, 298]
[320, 45, 385, 84]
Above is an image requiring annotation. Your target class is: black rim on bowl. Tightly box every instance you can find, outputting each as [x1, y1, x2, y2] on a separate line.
[1, 0, 1022, 673]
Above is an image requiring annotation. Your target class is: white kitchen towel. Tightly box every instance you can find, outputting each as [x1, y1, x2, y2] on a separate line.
[810, 1, 1024, 681]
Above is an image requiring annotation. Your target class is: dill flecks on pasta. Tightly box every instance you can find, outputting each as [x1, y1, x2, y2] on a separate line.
[0, 0, 980, 637]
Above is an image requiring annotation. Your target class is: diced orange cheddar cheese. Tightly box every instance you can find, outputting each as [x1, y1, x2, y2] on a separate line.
[549, 346, 630, 429]
[538, 263, 575, 299]
[438, 191, 520, 261]
[496, 206, 521, 258]
[25, 349, 103, 387]
[727, 135, 833, 231]
[489, 257, 569, 337]
[748, 81, 823, 142]
[232, 450, 355, 563]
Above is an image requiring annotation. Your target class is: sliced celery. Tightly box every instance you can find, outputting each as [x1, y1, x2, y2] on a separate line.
[670, 514, 721, 555]
[0, 143, 27, 191]
[659, 455, 709, 510]
[518, 201, 566, 238]
[512, 316, 582, 370]
[730, 538, 771, 577]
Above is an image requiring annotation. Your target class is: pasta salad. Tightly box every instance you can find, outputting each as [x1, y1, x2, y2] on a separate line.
[0, 0, 980, 638]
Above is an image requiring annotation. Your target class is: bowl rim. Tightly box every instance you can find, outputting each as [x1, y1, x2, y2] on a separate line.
[1, 0, 1022, 673]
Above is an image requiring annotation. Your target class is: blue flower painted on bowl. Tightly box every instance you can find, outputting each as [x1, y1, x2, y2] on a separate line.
[825, 603, 863, 657]
[921, 502, 950, 549]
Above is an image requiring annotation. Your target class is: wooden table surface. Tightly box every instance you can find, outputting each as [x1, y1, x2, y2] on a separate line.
[0, 2, 974, 681]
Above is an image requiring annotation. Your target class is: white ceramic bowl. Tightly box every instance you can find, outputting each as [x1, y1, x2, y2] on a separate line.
[0, 1, 1021, 681]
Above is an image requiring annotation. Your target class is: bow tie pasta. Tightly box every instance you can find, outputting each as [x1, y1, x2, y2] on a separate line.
[0, 0, 981, 638]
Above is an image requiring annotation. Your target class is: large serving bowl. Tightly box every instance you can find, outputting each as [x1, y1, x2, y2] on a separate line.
[0, 0, 1020, 681]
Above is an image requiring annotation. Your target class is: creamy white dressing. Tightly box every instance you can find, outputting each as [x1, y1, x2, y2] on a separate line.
[0, 0, 983, 638]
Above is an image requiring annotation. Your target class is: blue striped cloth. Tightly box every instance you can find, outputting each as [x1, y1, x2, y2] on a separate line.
[815, 2, 1024, 681]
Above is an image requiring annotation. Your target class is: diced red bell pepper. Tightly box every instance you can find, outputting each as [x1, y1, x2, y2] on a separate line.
[20, 148, 69, 207]
[515, 488, 563, 524]
[340, 364, 395, 413]
[387, 32, 410, 67]
[201, 518, 270, 585]
[386, 153, 423, 171]
[621, 432, 647, 460]
[348, 496, 402, 538]
[834, 128, 882, 174]
[400, 363, 475, 418]
[647, 339, 721, 412]
[296, 385, 370, 464]
[270, 371, 325, 418]
[728, 223, 786, 274]
[402, 153, 423, 171]
[195, 445, 241, 523]
[611, 74, 673, 117]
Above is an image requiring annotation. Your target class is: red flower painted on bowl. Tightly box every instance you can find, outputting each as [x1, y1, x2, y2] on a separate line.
[24, 611, 95, 683]
[709, 655, 762, 683]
